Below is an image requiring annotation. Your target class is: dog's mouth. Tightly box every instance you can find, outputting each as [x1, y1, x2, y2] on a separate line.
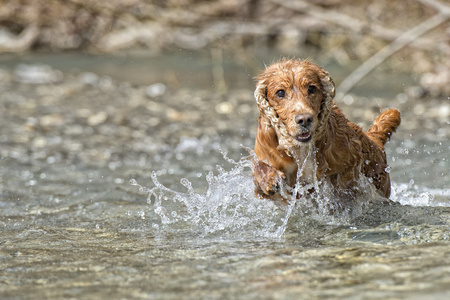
[295, 131, 312, 143]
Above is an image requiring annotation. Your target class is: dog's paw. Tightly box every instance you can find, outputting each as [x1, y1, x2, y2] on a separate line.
[260, 168, 285, 195]
[252, 162, 286, 196]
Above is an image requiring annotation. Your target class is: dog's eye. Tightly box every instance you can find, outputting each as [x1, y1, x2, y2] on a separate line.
[275, 90, 285, 98]
[308, 85, 317, 94]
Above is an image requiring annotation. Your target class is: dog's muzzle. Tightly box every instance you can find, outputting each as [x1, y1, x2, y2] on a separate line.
[294, 113, 313, 142]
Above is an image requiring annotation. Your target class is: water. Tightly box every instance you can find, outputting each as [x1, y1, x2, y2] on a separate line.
[1, 54, 449, 299]
[131, 141, 449, 235]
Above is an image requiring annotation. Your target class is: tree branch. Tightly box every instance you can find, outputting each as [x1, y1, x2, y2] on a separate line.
[336, 3, 449, 99]
[0, 24, 39, 53]
[269, 0, 449, 53]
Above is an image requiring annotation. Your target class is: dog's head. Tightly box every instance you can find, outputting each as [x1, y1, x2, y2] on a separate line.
[255, 59, 335, 149]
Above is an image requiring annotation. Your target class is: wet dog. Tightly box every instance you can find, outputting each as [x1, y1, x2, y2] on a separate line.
[252, 59, 401, 202]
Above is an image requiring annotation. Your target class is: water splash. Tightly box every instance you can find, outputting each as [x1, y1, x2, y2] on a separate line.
[131, 155, 287, 239]
[391, 181, 450, 207]
[131, 148, 383, 239]
[130, 137, 450, 239]
[275, 144, 316, 237]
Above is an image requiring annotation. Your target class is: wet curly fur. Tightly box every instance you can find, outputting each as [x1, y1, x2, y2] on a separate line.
[252, 59, 401, 202]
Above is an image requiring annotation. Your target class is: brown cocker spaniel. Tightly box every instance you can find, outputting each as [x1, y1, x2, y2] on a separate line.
[252, 59, 401, 202]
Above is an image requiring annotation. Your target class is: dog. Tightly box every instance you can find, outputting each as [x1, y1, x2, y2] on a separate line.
[252, 59, 401, 202]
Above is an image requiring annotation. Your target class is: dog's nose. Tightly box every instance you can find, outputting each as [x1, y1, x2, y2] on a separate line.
[295, 113, 313, 127]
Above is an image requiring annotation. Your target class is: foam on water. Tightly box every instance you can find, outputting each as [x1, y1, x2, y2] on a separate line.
[391, 181, 450, 207]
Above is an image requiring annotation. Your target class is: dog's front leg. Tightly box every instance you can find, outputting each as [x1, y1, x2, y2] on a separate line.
[252, 159, 286, 197]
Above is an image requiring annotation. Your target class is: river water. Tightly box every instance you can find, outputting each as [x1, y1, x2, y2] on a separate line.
[1, 52, 449, 299]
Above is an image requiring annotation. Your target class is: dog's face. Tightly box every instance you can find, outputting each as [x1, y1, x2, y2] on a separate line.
[256, 60, 335, 147]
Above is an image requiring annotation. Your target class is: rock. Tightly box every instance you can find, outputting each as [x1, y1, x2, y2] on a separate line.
[166, 109, 184, 121]
[420, 68, 450, 97]
[40, 114, 65, 127]
[79, 72, 99, 86]
[215, 101, 233, 114]
[146, 83, 166, 98]
[32, 136, 47, 148]
[14, 64, 63, 84]
[87, 111, 108, 126]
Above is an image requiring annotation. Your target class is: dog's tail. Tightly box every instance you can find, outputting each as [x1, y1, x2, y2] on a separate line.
[368, 109, 401, 145]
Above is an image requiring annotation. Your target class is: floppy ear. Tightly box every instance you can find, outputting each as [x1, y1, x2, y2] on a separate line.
[254, 75, 293, 151]
[313, 66, 336, 143]
[254, 80, 269, 119]
[318, 68, 335, 109]
[254, 78, 281, 130]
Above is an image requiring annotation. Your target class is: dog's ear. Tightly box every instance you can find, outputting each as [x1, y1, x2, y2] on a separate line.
[314, 65, 336, 142]
[318, 68, 335, 104]
[254, 78, 291, 151]
[254, 80, 268, 117]
[255, 77, 280, 126]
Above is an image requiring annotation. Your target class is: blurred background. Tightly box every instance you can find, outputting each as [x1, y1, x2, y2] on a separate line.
[0, 0, 449, 185]
[1, 0, 449, 189]
[0, 0, 449, 96]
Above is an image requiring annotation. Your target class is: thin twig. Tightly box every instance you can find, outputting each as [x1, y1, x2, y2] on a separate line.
[419, 0, 450, 16]
[336, 2, 449, 99]
[0, 24, 39, 53]
[269, 0, 449, 53]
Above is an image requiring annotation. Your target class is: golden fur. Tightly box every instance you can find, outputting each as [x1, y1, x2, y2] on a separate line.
[252, 59, 401, 201]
